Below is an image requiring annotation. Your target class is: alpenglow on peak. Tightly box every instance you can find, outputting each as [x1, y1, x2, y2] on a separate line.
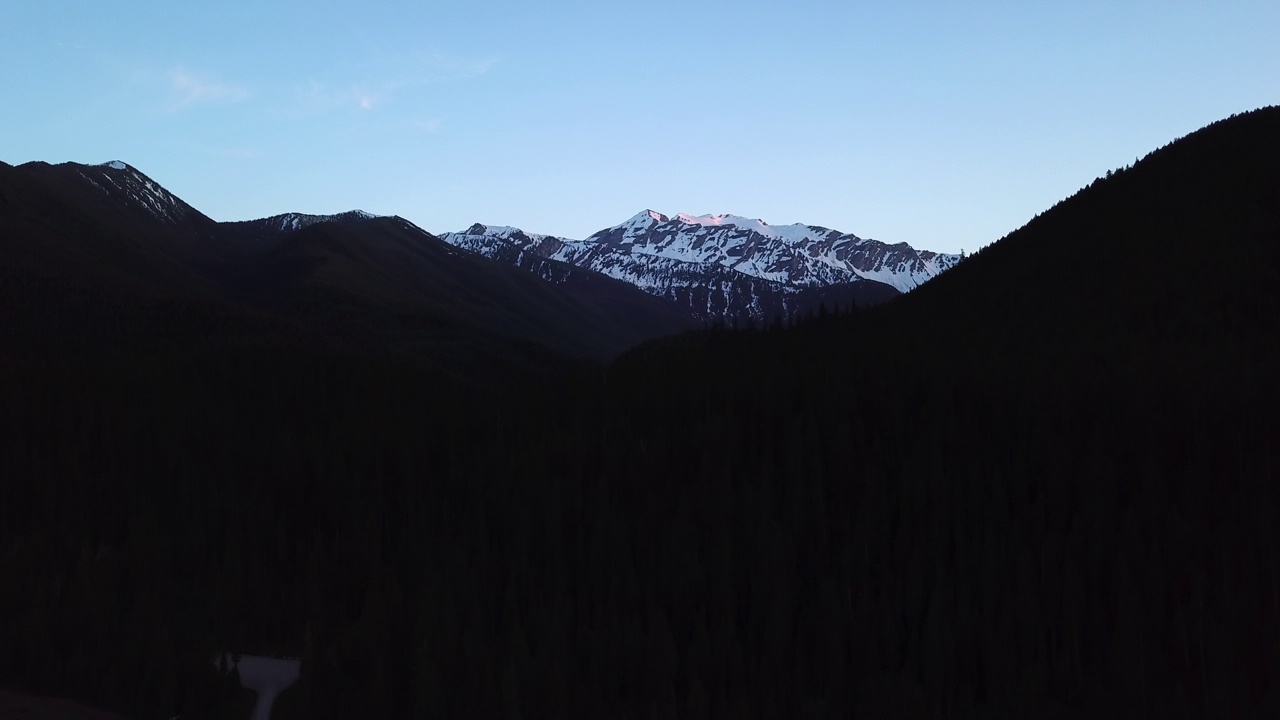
[440, 208, 962, 322]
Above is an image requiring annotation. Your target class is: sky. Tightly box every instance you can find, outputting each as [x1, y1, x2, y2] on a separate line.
[3, 2, 1278, 254]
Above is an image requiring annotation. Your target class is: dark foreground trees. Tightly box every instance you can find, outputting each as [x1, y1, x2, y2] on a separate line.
[3, 107, 1280, 718]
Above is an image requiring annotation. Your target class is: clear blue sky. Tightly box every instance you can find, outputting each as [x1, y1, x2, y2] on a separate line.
[4, 1, 1278, 253]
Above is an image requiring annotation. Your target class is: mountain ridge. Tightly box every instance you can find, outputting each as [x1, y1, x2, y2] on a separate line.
[4, 106, 1280, 719]
[441, 209, 957, 324]
[0, 161, 694, 365]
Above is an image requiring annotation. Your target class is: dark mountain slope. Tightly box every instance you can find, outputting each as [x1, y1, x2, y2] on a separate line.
[5, 109, 1280, 720]
[0, 162, 692, 365]
[0, 161, 217, 277]
[217, 209, 384, 249]
[0, 161, 284, 357]
[591, 105, 1280, 717]
[3, 161, 217, 235]
[0, 161, 231, 279]
[883, 106, 1280, 358]
[233, 216, 693, 362]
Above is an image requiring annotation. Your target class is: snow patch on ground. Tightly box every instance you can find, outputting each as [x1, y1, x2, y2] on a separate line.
[215, 654, 301, 720]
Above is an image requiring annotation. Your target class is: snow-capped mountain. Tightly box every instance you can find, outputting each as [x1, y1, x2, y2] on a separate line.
[441, 211, 959, 323]
[582, 210, 958, 293]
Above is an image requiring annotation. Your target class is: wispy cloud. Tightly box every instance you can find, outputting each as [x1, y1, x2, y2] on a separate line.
[300, 80, 389, 113]
[168, 69, 250, 109]
[409, 51, 500, 81]
[293, 50, 499, 114]
[412, 118, 443, 134]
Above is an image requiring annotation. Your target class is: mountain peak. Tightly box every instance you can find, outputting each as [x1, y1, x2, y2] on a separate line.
[674, 212, 761, 228]
[250, 210, 381, 234]
[447, 208, 957, 307]
[65, 160, 206, 226]
[459, 223, 543, 240]
[625, 209, 668, 225]
[609, 210, 669, 236]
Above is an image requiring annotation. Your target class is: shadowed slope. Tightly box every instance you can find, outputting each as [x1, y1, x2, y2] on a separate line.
[0, 162, 693, 366]
[235, 215, 693, 362]
[597, 106, 1280, 717]
[4, 109, 1280, 719]
[881, 106, 1280, 357]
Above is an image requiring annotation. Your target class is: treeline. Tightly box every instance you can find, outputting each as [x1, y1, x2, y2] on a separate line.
[2, 295, 1278, 718]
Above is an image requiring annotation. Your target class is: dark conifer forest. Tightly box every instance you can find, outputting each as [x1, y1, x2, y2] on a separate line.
[3, 107, 1280, 718]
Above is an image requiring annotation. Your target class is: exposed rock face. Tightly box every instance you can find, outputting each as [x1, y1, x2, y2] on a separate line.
[442, 211, 959, 323]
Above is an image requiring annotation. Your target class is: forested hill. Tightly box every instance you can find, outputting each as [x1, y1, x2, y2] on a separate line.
[888, 105, 1280, 354]
[0, 160, 694, 368]
[597, 105, 1280, 716]
[3, 107, 1280, 719]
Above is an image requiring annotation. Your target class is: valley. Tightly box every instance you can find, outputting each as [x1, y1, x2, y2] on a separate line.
[2, 107, 1279, 718]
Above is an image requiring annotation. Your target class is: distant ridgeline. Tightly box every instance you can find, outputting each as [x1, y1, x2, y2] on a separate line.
[0, 159, 696, 366]
[440, 210, 957, 325]
[1, 106, 1279, 718]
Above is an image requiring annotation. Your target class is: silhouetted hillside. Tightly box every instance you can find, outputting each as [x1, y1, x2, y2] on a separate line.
[3, 108, 1279, 719]
[0, 161, 693, 367]
[889, 106, 1280, 356]
[597, 105, 1280, 717]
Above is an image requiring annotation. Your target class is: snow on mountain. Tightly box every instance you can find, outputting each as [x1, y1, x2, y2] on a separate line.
[441, 212, 960, 323]
[613, 209, 669, 236]
[210, 208, 390, 250]
[75, 160, 383, 235]
[581, 210, 960, 292]
[77, 161, 201, 224]
[672, 213, 818, 245]
[256, 210, 382, 233]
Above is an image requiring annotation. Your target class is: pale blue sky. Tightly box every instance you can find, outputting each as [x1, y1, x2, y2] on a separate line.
[3, 2, 1277, 253]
